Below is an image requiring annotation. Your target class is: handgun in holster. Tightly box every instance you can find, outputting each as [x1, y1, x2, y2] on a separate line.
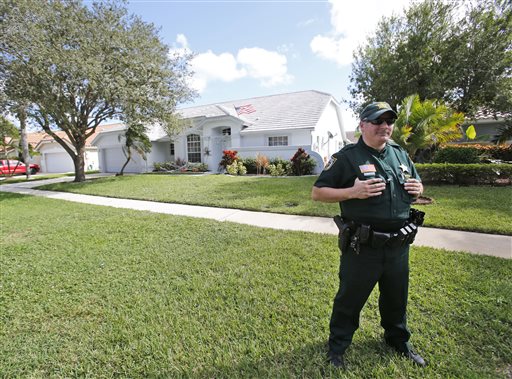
[349, 224, 370, 254]
[334, 215, 351, 252]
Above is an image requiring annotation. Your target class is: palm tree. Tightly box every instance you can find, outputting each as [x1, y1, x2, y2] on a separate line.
[392, 94, 465, 161]
[117, 123, 152, 176]
[492, 120, 512, 144]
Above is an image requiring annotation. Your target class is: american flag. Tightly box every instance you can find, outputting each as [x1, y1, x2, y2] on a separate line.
[234, 104, 256, 115]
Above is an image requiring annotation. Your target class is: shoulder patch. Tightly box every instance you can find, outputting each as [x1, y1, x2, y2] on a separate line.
[323, 156, 337, 171]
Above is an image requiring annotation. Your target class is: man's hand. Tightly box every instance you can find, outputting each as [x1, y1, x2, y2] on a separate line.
[404, 178, 423, 198]
[352, 177, 386, 199]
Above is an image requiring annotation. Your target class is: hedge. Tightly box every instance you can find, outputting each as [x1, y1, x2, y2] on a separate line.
[416, 163, 512, 185]
[433, 146, 481, 164]
[434, 144, 512, 163]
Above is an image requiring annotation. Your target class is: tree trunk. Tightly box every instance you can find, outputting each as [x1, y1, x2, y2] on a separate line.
[18, 107, 31, 180]
[74, 146, 86, 182]
[118, 149, 132, 176]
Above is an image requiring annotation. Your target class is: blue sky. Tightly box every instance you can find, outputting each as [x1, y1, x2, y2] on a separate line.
[126, 0, 412, 130]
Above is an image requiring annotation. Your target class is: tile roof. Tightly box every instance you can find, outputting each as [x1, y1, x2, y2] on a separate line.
[472, 109, 511, 120]
[178, 90, 336, 132]
[27, 123, 124, 148]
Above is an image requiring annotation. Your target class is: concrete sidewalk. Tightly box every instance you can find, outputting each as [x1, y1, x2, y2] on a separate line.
[1, 175, 511, 259]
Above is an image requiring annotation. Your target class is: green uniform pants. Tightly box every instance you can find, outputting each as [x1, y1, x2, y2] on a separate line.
[329, 242, 411, 354]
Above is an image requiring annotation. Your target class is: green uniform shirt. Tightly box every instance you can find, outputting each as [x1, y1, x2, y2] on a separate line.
[314, 138, 421, 229]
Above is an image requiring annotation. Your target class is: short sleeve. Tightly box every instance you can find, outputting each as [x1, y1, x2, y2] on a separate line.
[314, 152, 351, 188]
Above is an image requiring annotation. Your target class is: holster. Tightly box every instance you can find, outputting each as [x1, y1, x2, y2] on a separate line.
[371, 231, 390, 249]
[334, 215, 351, 252]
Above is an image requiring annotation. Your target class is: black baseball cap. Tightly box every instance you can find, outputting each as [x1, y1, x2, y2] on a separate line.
[360, 102, 397, 121]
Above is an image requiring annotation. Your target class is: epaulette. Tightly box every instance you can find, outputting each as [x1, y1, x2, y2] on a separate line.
[340, 142, 357, 152]
[388, 140, 404, 149]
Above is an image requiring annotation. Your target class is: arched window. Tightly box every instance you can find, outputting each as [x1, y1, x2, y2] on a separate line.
[187, 134, 201, 162]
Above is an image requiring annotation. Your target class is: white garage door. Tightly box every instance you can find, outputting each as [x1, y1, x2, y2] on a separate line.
[45, 152, 74, 173]
[103, 148, 145, 173]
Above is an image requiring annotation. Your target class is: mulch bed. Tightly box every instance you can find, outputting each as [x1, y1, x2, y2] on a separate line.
[413, 196, 434, 205]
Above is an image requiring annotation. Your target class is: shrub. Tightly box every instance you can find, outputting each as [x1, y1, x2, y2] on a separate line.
[188, 162, 208, 172]
[175, 158, 187, 167]
[152, 161, 207, 173]
[153, 161, 179, 171]
[290, 147, 309, 176]
[226, 161, 247, 175]
[488, 145, 512, 161]
[433, 146, 481, 163]
[255, 153, 269, 175]
[470, 144, 512, 161]
[219, 150, 239, 169]
[301, 157, 316, 175]
[434, 144, 512, 162]
[239, 162, 247, 175]
[267, 163, 287, 176]
[241, 158, 257, 174]
[269, 158, 292, 174]
[290, 148, 317, 176]
[416, 163, 512, 185]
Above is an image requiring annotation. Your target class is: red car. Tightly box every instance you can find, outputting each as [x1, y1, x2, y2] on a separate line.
[0, 160, 40, 175]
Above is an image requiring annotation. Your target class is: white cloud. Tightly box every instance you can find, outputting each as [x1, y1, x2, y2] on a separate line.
[311, 0, 410, 66]
[170, 33, 191, 56]
[298, 18, 316, 28]
[237, 47, 293, 87]
[192, 51, 246, 89]
[170, 35, 293, 93]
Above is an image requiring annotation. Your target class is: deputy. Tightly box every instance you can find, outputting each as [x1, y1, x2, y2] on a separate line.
[311, 102, 426, 369]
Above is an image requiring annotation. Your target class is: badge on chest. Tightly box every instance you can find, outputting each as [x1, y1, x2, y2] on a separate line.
[399, 163, 411, 180]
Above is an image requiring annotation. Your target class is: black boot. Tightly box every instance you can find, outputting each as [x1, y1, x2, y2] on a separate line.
[327, 351, 346, 369]
[385, 341, 427, 367]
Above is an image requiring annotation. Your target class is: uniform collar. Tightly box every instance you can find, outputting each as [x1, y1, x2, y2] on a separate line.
[358, 137, 388, 155]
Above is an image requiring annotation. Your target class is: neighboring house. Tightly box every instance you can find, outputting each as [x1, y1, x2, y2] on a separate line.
[24, 123, 122, 173]
[345, 130, 357, 144]
[461, 109, 511, 143]
[93, 90, 349, 174]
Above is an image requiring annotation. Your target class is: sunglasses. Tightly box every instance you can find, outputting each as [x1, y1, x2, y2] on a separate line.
[366, 118, 396, 126]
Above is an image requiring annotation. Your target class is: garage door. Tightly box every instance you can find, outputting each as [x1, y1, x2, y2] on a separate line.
[45, 152, 74, 173]
[103, 148, 145, 173]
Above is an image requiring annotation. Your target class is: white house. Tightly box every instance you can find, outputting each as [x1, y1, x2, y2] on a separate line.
[25, 124, 121, 173]
[460, 109, 511, 143]
[93, 90, 349, 174]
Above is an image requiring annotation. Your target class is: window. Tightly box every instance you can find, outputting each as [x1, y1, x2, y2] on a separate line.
[268, 136, 288, 146]
[222, 128, 231, 136]
[170, 143, 175, 156]
[187, 134, 201, 162]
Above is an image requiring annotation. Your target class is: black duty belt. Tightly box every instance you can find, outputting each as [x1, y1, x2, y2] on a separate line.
[333, 208, 425, 254]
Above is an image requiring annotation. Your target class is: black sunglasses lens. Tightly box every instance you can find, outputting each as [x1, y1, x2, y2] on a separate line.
[370, 119, 395, 125]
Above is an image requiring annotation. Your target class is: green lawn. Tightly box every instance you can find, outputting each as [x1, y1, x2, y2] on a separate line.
[39, 174, 512, 235]
[1, 193, 511, 378]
